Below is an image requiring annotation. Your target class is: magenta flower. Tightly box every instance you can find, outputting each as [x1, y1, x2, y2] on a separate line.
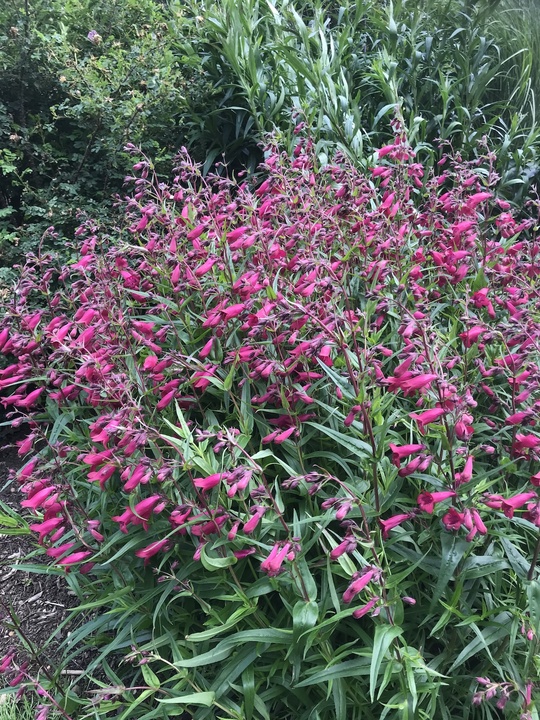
[57, 551, 93, 567]
[135, 538, 170, 565]
[409, 407, 446, 434]
[442, 508, 464, 530]
[387, 373, 439, 395]
[330, 535, 357, 560]
[398, 454, 432, 477]
[343, 568, 377, 604]
[29, 517, 64, 543]
[233, 547, 256, 559]
[531, 471, 540, 487]
[15, 387, 45, 409]
[455, 455, 474, 486]
[46, 542, 76, 559]
[513, 434, 540, 454]
[20, 485, 56, 510]
[260, 542, 291, 577]
[0, 652, 15, 673]
[505, 411, 533, 425]
[417, 490, 456, 514]
[87, 463, 116, 490]
[132, 495, 165, 529]
[379, 513, 412, 539]
[352, 597, 380, 619]
[485, 492, 537, 518]
[388, 443, 425, 467]
[243, 505, 267, 534]
[193, 472, 226, 492]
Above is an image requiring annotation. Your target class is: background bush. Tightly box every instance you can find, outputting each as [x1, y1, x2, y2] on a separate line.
[0, 0, 212, 283]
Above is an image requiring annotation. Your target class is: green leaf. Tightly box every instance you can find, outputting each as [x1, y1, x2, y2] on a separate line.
[500, 537, 529, 578]
[292, 600, 319, 643]
[307, 421, 372, 456]
[158, 691, 215, 706]
[174, 629, 292, 668]
[461, 555, 509, 579]
[242, 665, 255, 720]
[187, 604, 258, 642]
[140, 664, 160, 688]
[449, 614, 511, 671]
[295, 657, 371, 687]
[527, 580, 540, 634]
[429, 534, 468, 611]
[200, 544, 238, 571]
[370, 625, 403, 702]
[118, 689, 156, 720]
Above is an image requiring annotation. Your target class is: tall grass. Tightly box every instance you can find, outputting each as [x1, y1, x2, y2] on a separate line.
[180, 0, 539, 193]
[0, 696, 40, 720]
[496, 0, 540, 102]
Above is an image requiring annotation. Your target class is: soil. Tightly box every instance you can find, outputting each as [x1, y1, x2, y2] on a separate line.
[0, 436, 83, 676]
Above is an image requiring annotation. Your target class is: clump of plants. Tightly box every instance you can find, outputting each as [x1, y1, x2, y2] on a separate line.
[1, 117, 540, 719]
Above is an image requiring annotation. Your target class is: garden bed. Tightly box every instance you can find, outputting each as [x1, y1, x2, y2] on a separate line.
[0, 441, 80, 675]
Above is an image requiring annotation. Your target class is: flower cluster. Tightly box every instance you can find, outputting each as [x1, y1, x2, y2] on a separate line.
[1, 119, 540, 717]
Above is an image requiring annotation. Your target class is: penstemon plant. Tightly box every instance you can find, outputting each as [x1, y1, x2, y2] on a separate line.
[1, 114, 540, 719]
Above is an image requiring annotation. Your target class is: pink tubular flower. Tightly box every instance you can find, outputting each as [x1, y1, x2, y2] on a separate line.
[409, 407, 446, 434]
[15, 387, 44, 409]
[273, 426, 297, 444]
[485, 492, 537, 518]
[169, 505, 192, 533]
[243, 505, 267, 534]
[0, 652, 15, 673]
[46, 542, 76, 559]
[193, 472, 226, 492]
[352, 597, 380, 619]
[135, 538, 170, 565]
[417, 490, 456, 514]
[379, 513, 412, 539]
[398, 454, 432, 477]
[505, 411, 533, 426]
[398, 373, 439, 392]
[388, 443, 425, 467]
[455, 455, 474, 486]
[330, 535, 357, 560]
[20, 485, 56, 510]
[87, 463, 116, 490]
[471, 509, 487, 535]
[122, 463, 150, 492]
[260, 542, 291, 577]
[18, 458, 38, 482]
[233, 547, 256, 559]
[343, 568, 377, 604]
[513, 434, 540, 454]
[29, 517, 64, 543]
[466, 191, 492, 210]
[132, 495, 165, 529]
[387, 372, 439, 395]
[459, 326, 485, 347]
[442, 507, 464, 530]
[57, 551, 93, 567]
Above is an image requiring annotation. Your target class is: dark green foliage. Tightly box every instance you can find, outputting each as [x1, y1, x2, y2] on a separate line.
[0, 0, 212, 280]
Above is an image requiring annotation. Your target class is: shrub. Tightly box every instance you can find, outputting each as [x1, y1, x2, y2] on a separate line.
[0, 0, 212, 279]
[2, 119, 540, 719]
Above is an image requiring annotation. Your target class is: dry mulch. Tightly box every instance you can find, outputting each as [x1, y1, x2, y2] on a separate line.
[0, 436, 83, 676]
